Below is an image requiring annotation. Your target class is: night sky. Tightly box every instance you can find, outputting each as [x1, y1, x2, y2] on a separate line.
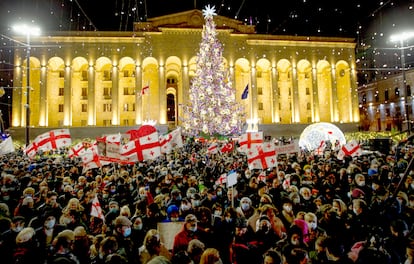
[0, 0, 411, 39]
[0, 0, 413, 128]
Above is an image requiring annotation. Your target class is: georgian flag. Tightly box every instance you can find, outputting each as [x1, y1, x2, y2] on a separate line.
[247, 143, 277, 170]
[81, 145, 101, 171]
[35, 129, 72, 152]
[24, 141, 38, 159]
[238, 131, 263, 153]
[159, 128, 183, 154]
[90, 196, 105, 222]
[120, 131, 161, 162]
[68, 142, 87, 159]
[314, 140, 326, 156]
[337, 140, 362, 160]
[215, 173, 227, 185]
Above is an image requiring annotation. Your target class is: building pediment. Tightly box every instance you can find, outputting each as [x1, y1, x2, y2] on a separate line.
[134, 9, 255, 34]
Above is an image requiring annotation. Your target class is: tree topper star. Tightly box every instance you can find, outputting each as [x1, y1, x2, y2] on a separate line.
[202, 5, 217, 18]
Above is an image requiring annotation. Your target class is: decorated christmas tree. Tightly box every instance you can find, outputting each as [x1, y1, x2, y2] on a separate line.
[182, 5, 245, 137]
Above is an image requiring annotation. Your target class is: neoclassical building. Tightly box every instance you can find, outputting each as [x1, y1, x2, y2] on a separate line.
[358, 69, 414, 132]
[11, 10, 359, 139]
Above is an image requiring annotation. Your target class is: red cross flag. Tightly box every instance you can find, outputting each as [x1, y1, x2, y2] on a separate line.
[258, 171, 267, 183]
[159, 127, 183, 154]
[68, 142, 87, 159]
[247, 143, 277, 170]
[337, 140, 362, 160]
[81, 145, 102, 171]
[215, 173, 227, 186]
[24, 141, 39, 159]
[34, 129, 72, 152]
[314, 140, 326, 156]
[120, 131, 161, 162]
[90, 196, 105, 222]
[238, 131, 263, 153]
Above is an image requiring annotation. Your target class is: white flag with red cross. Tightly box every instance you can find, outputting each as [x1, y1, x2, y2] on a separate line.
[238, 131, 263, 153]
[159, 128, 183, 154]
[120, 131, 161, 162]
[314, 140, 326, 156]
[34, 129, 72, 152]
[90, 196, 105, 222]
[68, 142, 88, 159]
[247, 142, 277, 170]
[215, 173, 227, 186]
[24, 141, 38, 159]
[81, 145, 102, 171]
[337, 140, 362, 160]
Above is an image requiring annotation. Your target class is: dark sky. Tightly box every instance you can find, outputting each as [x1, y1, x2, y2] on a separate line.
[0, 0, 412, 41]
[0, 0, 413, 128]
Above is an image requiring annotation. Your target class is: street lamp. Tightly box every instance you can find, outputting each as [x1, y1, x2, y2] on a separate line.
[12, 24, 41, 146]
[390, 31, 414, 135]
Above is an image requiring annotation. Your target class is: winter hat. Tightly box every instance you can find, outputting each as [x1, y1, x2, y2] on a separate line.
[15, 227, 35, 244]
[293, 219, 310, 244]
[167, 205, 179, 216]
[351, 188, 365, 199]
[114, 216, 132, 227]
[240, 197, 252, 205]
[185, 214, 198, 223]
[56, 229, 75, 242]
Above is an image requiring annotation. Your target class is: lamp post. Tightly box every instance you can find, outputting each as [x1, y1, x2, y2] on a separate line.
[12, 24, 40, 146]
[390, 32, 414, 135]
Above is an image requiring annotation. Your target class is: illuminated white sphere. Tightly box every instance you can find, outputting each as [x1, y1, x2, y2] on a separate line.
[299, 122, 346, 151]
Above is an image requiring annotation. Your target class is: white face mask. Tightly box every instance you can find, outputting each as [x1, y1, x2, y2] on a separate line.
[283, 205, 292, 213]
[308, 222, 317, 230]
[45, 219, 55, 229]
[13, 226, 23, 233]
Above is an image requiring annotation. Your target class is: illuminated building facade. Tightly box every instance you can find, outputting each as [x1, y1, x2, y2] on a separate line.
[11, 10, 359, 138]
[358, 69, 414, 132]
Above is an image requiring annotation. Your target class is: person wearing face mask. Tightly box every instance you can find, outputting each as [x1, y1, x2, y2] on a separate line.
[35, 213, 66, 260]
[236, 197, 255, 220]
[252, 215, 280, 260]
[299, 187, 316, 212]
[164, 205, 183, 222]
[352, 174, 372, 202]
[280, 198, 295, 228]
[172, 214, 201, 255]
[10, 216, 26, 245]
[113, 216, 136, 263]
[304, 212, 327, 251]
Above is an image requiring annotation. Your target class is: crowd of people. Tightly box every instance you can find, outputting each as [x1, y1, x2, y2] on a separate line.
[0, 136, 414, 264]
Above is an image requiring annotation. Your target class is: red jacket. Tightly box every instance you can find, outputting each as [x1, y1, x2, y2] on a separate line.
[172, 226, 199, 254]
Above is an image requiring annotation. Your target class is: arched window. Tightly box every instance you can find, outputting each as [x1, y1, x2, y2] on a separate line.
[407, 85, 411, 96]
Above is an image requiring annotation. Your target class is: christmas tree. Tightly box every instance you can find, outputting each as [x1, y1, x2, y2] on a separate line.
[182, 5, 245, 137]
